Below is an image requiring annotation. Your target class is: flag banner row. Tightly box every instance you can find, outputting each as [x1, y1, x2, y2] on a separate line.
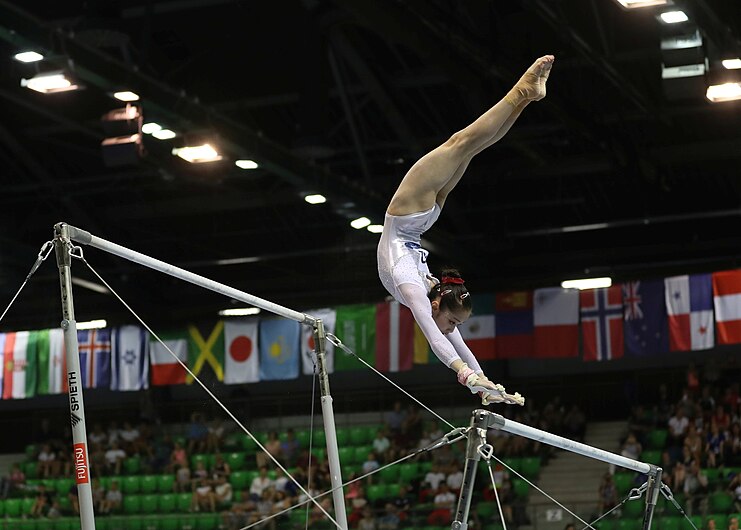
[2, 270, 741, 397]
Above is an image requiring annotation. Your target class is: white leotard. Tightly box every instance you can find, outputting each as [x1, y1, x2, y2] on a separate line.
[377, 205, 482, 373]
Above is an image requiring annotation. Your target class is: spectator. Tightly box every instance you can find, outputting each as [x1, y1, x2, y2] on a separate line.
[211, 453, 231, 482]
[257, 432, 281, 468]
[174, 462, 192, 493]
[358, 505, 378, 530]
[46, 499, 62, 519]
[168, 440, 188, 473]
[728, 515, 739, 530]
[106, 421, 121, 446]
[187, 413, 209, 454]
[101, 480, 122, 513]
[728, 472, 741, 512]
[427, 484, 455, 526]
[621, 432, 643, 460]
[563, 404, 587, 441]
[91, 478, 106, 513]
[104, 441, 127, 476]
[384, 401, 406, 435]
[446, 465, 464, 493]
[37, 443, 58, 479]
[192, 477, 216, 512]
[1, 463, 26, 498]
[222, 489, 255, 530]
[119, 421, 142, 454]
[213, 475, 233, 507]
[422, 463, 447, 501]
[390, 483, 412, 520]
[714, 405, 731, 431]
[252, 488, 276, 529]
[206, 419, 226, 453]
[707, 421, 727, 468]
[684, 424, 703, 464]
[280, 428, 300, 467]
[68, 483, 80, 515]
[249, 466, 274, 502]
[362, 452, 380, 476]
[597, 473, 618, 515]
[673, 462, 687, 492]
[29, 483, 54, 517]
[88, 423, 107, 447]
[684, 460, 708, 516]
[706, 516, 720, 530]
[668, 407, 689, 447]
[372, 429, 392, 463]
[378, 504, 401, 530]
[724, 423, 741, 466]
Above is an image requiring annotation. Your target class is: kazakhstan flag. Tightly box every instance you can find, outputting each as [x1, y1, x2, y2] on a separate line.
[259, 318, 300, 380]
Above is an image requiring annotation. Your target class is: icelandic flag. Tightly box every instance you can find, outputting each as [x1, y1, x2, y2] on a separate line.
[665, 274, 714, 351]
[712, 270, 741, 345]
[533, 287, 579, 358]
[301, 309, 336, 375]
[111, 326, 149, 391]
[623, 280, 669, 356]
[495, 291, 533, 359]
[580, 286, 624, 361]
[77, 328, 111, 389]
[259, 318, 300, 380]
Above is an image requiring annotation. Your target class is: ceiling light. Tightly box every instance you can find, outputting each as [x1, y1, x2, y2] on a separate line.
[615, 0, 670, 7]
[21, 72, 79, 94]
[722, 58, 741, 70]
[113, 90, 140, 102]
[152, 129, 176, 140]
[172, 143, 222, 163]
[659, 10, 688, 24]
[142, 122, 163, 134]
[706, 82, 741, 103]
[77, 319, 108, 330]
[561, 277, 612, 290]
[235, 159, 259, 169]
[14, 51, 44, 63]
[350, 217, 371, 229]
[304, 194, 327, 205]
[367, 224, 384, 234]
[218, 308, 261, 316]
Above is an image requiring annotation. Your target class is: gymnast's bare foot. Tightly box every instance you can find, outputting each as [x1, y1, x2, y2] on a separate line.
[506, 55, 555, 105]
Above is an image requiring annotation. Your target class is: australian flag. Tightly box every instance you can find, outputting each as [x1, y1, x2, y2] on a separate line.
[623, 280, 669, 356]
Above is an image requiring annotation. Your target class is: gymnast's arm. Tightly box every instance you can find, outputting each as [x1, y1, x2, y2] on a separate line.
[446, 328, 484, 375]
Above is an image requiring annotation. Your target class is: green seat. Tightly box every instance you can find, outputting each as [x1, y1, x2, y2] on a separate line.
[241, 435, 258, 453]
[230, 471, 250, 490]
[706, 515, 728, 530]
[311, 447, 326, 461]
[124, 494, 142, 514]
[17, 520, 37, 530]
[312, 430, 326, 447]
[122, 475, 141, 494]
[680, 515, 704, 530]
[141, 494, 158, 514]
[616, 519, 639, 530]
[190, 453, 209, 470]
[520, 457, 541, 478]
[623, 499, 644, 519]
[647, 429, 668, 449]
[158, 493, 176, 513]
[709, 492, 734, 513]
[157, 474, 175, 493]
[477, 502, 496, 519]
[594, 519, 615, 530]
[399, 463, 419, 483]
[512, 478, 529, 498]
[140, 475, 158, 494]
[659, 516, 681, 530]
[226, 452, 245, 470]
[349, 427, 370, 445]
[196, 513, 218, 530]
[354, 445, 373, 464]
[23, 461, 39, 479]
[335, 428, 351, 446]
[384, 483, 400, 498]
[21, 497, 35, 516]
[52, 518, 73, 530]
[124, 456, 142, 475]
[641, 450, 662, 465]
[55, 477, 75, 496]
[176, 492, 192, 512]
[613, 472, 635, 495]
[158, 515, 179, 530]
[96, 518, 111, 530]
[366, 484, 386, 503]
[179, 515, 197, 530]
[124, 516, 144, 530]
[378, 465, 400, 483]
[5, 498, 21, 517]
[505, 457, 522, 474]
[58, 496, 73, 512]
[294, 429, 310, 448]
[338, 447, 355, 465]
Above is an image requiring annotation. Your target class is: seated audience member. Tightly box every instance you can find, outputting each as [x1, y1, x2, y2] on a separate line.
[249, 466, 274, 502]
[30, 483, 54, 518]
[187, 412, 209, 454]
[1, 463, 26, 498]
[37, 444, 58, 479]
[104, 441, 127, 476]
[257, 432, 282, 468]
[597, 473, 618, 515]
[192, 477, 216, 512]
[427, 484, 456, 526]
[683, 460, 708, 516]
[100, 480, 122, 514]
[206, 419, 226, 453]
[213, 475, 233, 507]
[358, 505, 377, 530]
[362, 451, 381, 476]
[373, 429, 392, 463]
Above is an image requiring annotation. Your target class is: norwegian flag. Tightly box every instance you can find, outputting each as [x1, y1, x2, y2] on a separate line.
[580, 286, 624, 361]
[77, 328, 111, 388]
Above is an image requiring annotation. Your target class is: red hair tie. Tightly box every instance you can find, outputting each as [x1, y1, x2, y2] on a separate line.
[441, 276, 464, 285]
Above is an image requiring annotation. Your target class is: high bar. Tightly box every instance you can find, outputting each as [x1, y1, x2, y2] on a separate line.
[58, 223, 316, 326]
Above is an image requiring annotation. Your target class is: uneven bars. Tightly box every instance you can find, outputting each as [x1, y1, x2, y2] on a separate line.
[484, 410, 653, 474]
[61, 223, 315, 326]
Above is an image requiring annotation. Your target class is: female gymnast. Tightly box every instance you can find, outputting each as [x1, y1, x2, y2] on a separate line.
[377, 55, 555, 405]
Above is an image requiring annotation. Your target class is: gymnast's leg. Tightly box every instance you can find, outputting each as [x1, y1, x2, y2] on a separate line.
[386, 55, 554, 216]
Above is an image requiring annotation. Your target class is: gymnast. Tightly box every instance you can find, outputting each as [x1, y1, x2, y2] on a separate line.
[377, 55, 555, 405]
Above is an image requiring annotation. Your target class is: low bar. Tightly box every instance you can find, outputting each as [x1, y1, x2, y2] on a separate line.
[61, 223, 315, 325]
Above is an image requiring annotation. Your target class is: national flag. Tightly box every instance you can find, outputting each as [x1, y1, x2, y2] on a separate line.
[495, 291, 533, 359]
[259, 318, 300, 380]
[111, 326, 149, 391]
[665, 274, 714, 351]
[77, 328, 111, 389]
[459, 293, 496, 360]
[412, 323, 430, 364]
[150, 331, 189, 386]
[187, 322, 225, 384]
[333, 304, 376, 371]
[224, 320, 259, 384]
[712, 270, 741, 345]
[301, 309, 336, 375]
[580, 286, 624, 361]
[36, 328, 67, 395]
[533, 287, 579, 358]
[2, 331, 38, 399]
[623, 280, 668, 356]
[376, 300, 414, 373]
[0, 334, 4, 395]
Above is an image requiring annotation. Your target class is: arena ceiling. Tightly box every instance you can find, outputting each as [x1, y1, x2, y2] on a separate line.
[0, 0, 739, 330]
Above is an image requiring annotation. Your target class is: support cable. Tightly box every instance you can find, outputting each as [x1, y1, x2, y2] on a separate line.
[0, 240, 53, 325]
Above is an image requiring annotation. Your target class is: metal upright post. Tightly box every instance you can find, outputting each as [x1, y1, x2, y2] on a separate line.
[53, 223, 96, 530]
[314, 319, 349, 530]
[452, 410, 488, 530]
[642, 467, 663, 530]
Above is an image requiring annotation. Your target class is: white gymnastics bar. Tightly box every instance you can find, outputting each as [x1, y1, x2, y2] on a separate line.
[452, 409, 662, 530]
[55, 223, 349, 530]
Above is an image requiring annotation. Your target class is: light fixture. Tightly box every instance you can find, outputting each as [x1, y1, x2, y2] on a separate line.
[304, 194, 327, 205]
[561, 277, 612, 290]
[367, 224, 384, 234]
[14, 51, 44, 63]
[218, 308, 261, 316]
[350, 217, 371, 229]
[142, 122, 163, 134]
[21, 71, 79, 93]
[613, 0, 670, 8]
[100, 105, 143, 167]
[722, 58, 741, 70]
[659, 10, 688, 24]
[152, 129, 176, 140]
[77, 319, 108, 330]
[113, 90, 140, 102]
[235, 159, 259, 170]
[172, 143, 222, 163]
[706, 82, 741, 102]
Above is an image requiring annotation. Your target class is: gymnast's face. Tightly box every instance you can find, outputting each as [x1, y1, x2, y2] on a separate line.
[430, 300, 470, 334]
